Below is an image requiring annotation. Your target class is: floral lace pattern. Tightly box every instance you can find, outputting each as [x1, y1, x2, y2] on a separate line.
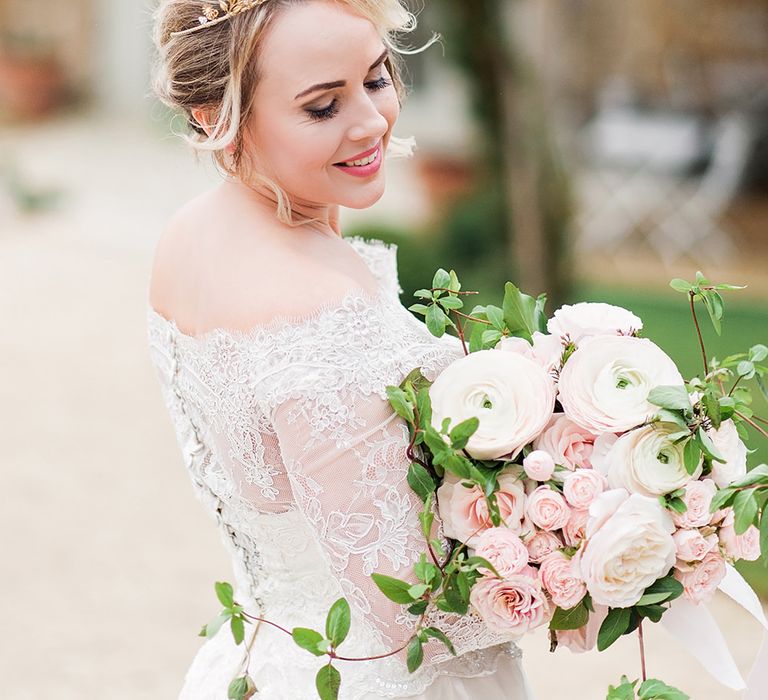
[147, 236, 524, 698]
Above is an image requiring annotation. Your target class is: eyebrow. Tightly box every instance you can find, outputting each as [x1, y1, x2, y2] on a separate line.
[294, 48, 389, 100]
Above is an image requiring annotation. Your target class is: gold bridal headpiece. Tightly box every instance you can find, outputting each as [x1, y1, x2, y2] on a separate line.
[172, 0, 268, 37]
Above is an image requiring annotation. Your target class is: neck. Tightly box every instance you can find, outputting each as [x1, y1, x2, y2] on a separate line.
[223, 178, 342, 238]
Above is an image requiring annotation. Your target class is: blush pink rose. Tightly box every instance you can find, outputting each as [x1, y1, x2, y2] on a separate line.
[470, 573, 551, 635]
[673, 529, 718, 562]
[473, 527, 530, 577]
[563, 469, 608, 509]
[672, 479, 717, 528]
[547, 302, 643, 344]
[719, 510, 762, 562]
[533, 414, 597, 472]
[556, 604, 610, 653]
[525, 486, 571, 531]
[526, 530, 564, 563]
[562, 508, 590, 547]
[499, 332, 563, 375]
[674, 550, 727, 604]
[540, 552, 587, 610]
[437, 470, 526, 546]
[523, 450, 556, 481]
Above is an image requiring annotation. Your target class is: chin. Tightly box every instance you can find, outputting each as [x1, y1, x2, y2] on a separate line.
[338, 178, 387, 210]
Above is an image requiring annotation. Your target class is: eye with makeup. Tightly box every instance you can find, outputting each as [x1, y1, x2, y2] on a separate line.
[304, 70, 393, 123]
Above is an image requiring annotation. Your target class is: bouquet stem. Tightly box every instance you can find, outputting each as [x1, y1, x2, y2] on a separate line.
[638, 621, 647, 683]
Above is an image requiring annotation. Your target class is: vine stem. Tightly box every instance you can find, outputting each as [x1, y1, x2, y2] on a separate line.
[452, 311, 469, 356]
[638, 621, 647, 683]
[736, 411, 768, 440]
[689, 291, 709, 376]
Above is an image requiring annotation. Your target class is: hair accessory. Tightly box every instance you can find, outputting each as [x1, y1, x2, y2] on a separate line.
[171, 0, 268, 37]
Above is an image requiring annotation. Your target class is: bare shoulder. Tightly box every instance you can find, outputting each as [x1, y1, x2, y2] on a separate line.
[148, 187, 376, 337]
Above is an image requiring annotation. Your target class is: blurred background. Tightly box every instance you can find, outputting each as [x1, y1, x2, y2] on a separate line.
[2, 0, 767, 697]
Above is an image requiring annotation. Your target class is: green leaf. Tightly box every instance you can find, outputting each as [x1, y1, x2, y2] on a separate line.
[463, 555, 501, 578]
[534, 293, 549, 333]
[416, 387, 433, 429]
[443, 453, 474, 479]
[733, 489, 758, 535]
[419, 506, 435, 540]
[204, 611, 230, 639]
[638, 678, 690, 699]
[414, 289, 433, 300]
[606, 675, 638, 700]
[425, 304, 447, 338]
[683, 439, 701, 476]
[696, 427, 725, 463]
[371, 573, 415, 604]
[750, 344, 768, 363]
[642, 576, 684, 602]
[449, 416, 480, 451]
[549, 602, 589, 630]
[408, 303, 429, 316]
[701, 290, 724, 335]
[729, 464, 768, 489]
[230, 615, 245, 645]
[502, 282, 536, 341]
[316, 664, 341, 700]
[326, 598, 351, 648]
[408, 600, 428, 615]
[669, 278, 692, 293]
[648, 385, 691, 411]
[422, 626, 457, 655]
[215, 581, 235, 608]
[407, 636, 424, 672]
[737, 360, 756, 379]
[655, 409, 689, 430]
[485, 304, 505, 331]
[448, 270, 461, 293]
[227, 675, 256, 700]
[386, 386, 415, 423]
[709, 487, 737, 513]
[597, 607, 632, 651]
[432, 269, 451, 290]
[407, 462, 437, 503]
[635, 604, 666, 623]
[292, 628, 327, 657]
[408, 584, 429, 600]
[481, 328, 503, 346]
[439, 296, 463, 310]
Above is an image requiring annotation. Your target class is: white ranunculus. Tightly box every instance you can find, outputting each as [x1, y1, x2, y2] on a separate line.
[708, 419, 748, 488]
[429, 349, 556, 460]
[578, 490, 676, 608]
[548, 302, 643, 344]
[603, 422, 702, 497]
[557, 335, 686, 434]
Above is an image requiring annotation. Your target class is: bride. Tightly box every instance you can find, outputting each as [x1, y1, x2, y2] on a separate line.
[147, 1, 535, 697]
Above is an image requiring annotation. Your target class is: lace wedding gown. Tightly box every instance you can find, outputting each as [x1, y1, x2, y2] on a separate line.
[146, 236, 534, 699]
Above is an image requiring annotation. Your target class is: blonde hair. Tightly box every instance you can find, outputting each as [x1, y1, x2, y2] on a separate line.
[151, 0, 432, 224]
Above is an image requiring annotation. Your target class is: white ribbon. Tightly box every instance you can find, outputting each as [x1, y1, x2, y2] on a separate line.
[659, 564, 768, 697]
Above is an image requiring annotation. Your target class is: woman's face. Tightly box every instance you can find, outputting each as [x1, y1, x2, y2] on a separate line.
[245, 0, 400, 210]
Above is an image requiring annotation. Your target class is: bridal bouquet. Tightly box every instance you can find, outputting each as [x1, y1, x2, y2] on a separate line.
[206, 270, 768, 700]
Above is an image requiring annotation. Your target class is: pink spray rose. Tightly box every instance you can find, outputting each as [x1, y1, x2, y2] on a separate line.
[526, 530, 564, 563]
[540, 552, 587, 610]
[556, 604, 610, 653]
[533, 413, 597, 472]
[473, 527, 529, 577]
[671, 479, 717, 528]
[562, 508, 590, 547]
[525, 486, 571, 531]
[523, 450, 556, 481]
[437, 469, 526, 546]
[719, 510, 762, 562]
[674, 550, 727, 604]
[470, 572, 550, 635]
[673, 529, 718, 562]
[562, 469, 608, 509]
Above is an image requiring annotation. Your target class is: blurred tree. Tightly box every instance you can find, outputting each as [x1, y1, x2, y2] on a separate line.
[440, 0, 573, 305]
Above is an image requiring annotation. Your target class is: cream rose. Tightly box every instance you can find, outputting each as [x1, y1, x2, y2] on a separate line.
[548, 302, 643, 344]
[578, 490, 676, 607]
[525, 486, 571, 531]
[540, 552, 587, 609]
[532, 413, 597, 472]
[557, 335, 686, 434]
[470, 572, 550, 635]
[671, 479, 717, 528]
[429, 349, 556, 460]
[708, 420, 748, 488]
[563, 469, 608, 509]
[603, 423, 701, 497]
[473, 527, 529, 577]
[437, 469, 526, 546]
[674, 551, 726, 604]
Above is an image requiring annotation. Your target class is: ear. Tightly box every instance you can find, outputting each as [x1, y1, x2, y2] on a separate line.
[191, 107, 215, 136]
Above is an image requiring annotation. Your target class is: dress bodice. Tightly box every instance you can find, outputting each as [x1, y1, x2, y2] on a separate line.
[146, 236, 522, 699]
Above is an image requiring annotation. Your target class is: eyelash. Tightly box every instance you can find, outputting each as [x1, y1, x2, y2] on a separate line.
[305, 76, 393, 123]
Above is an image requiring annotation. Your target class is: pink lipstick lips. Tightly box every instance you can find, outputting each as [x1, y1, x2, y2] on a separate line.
[332, 141, 383, 178]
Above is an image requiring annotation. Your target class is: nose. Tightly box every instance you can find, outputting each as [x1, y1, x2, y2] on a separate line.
[345, 94, 389, 144]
